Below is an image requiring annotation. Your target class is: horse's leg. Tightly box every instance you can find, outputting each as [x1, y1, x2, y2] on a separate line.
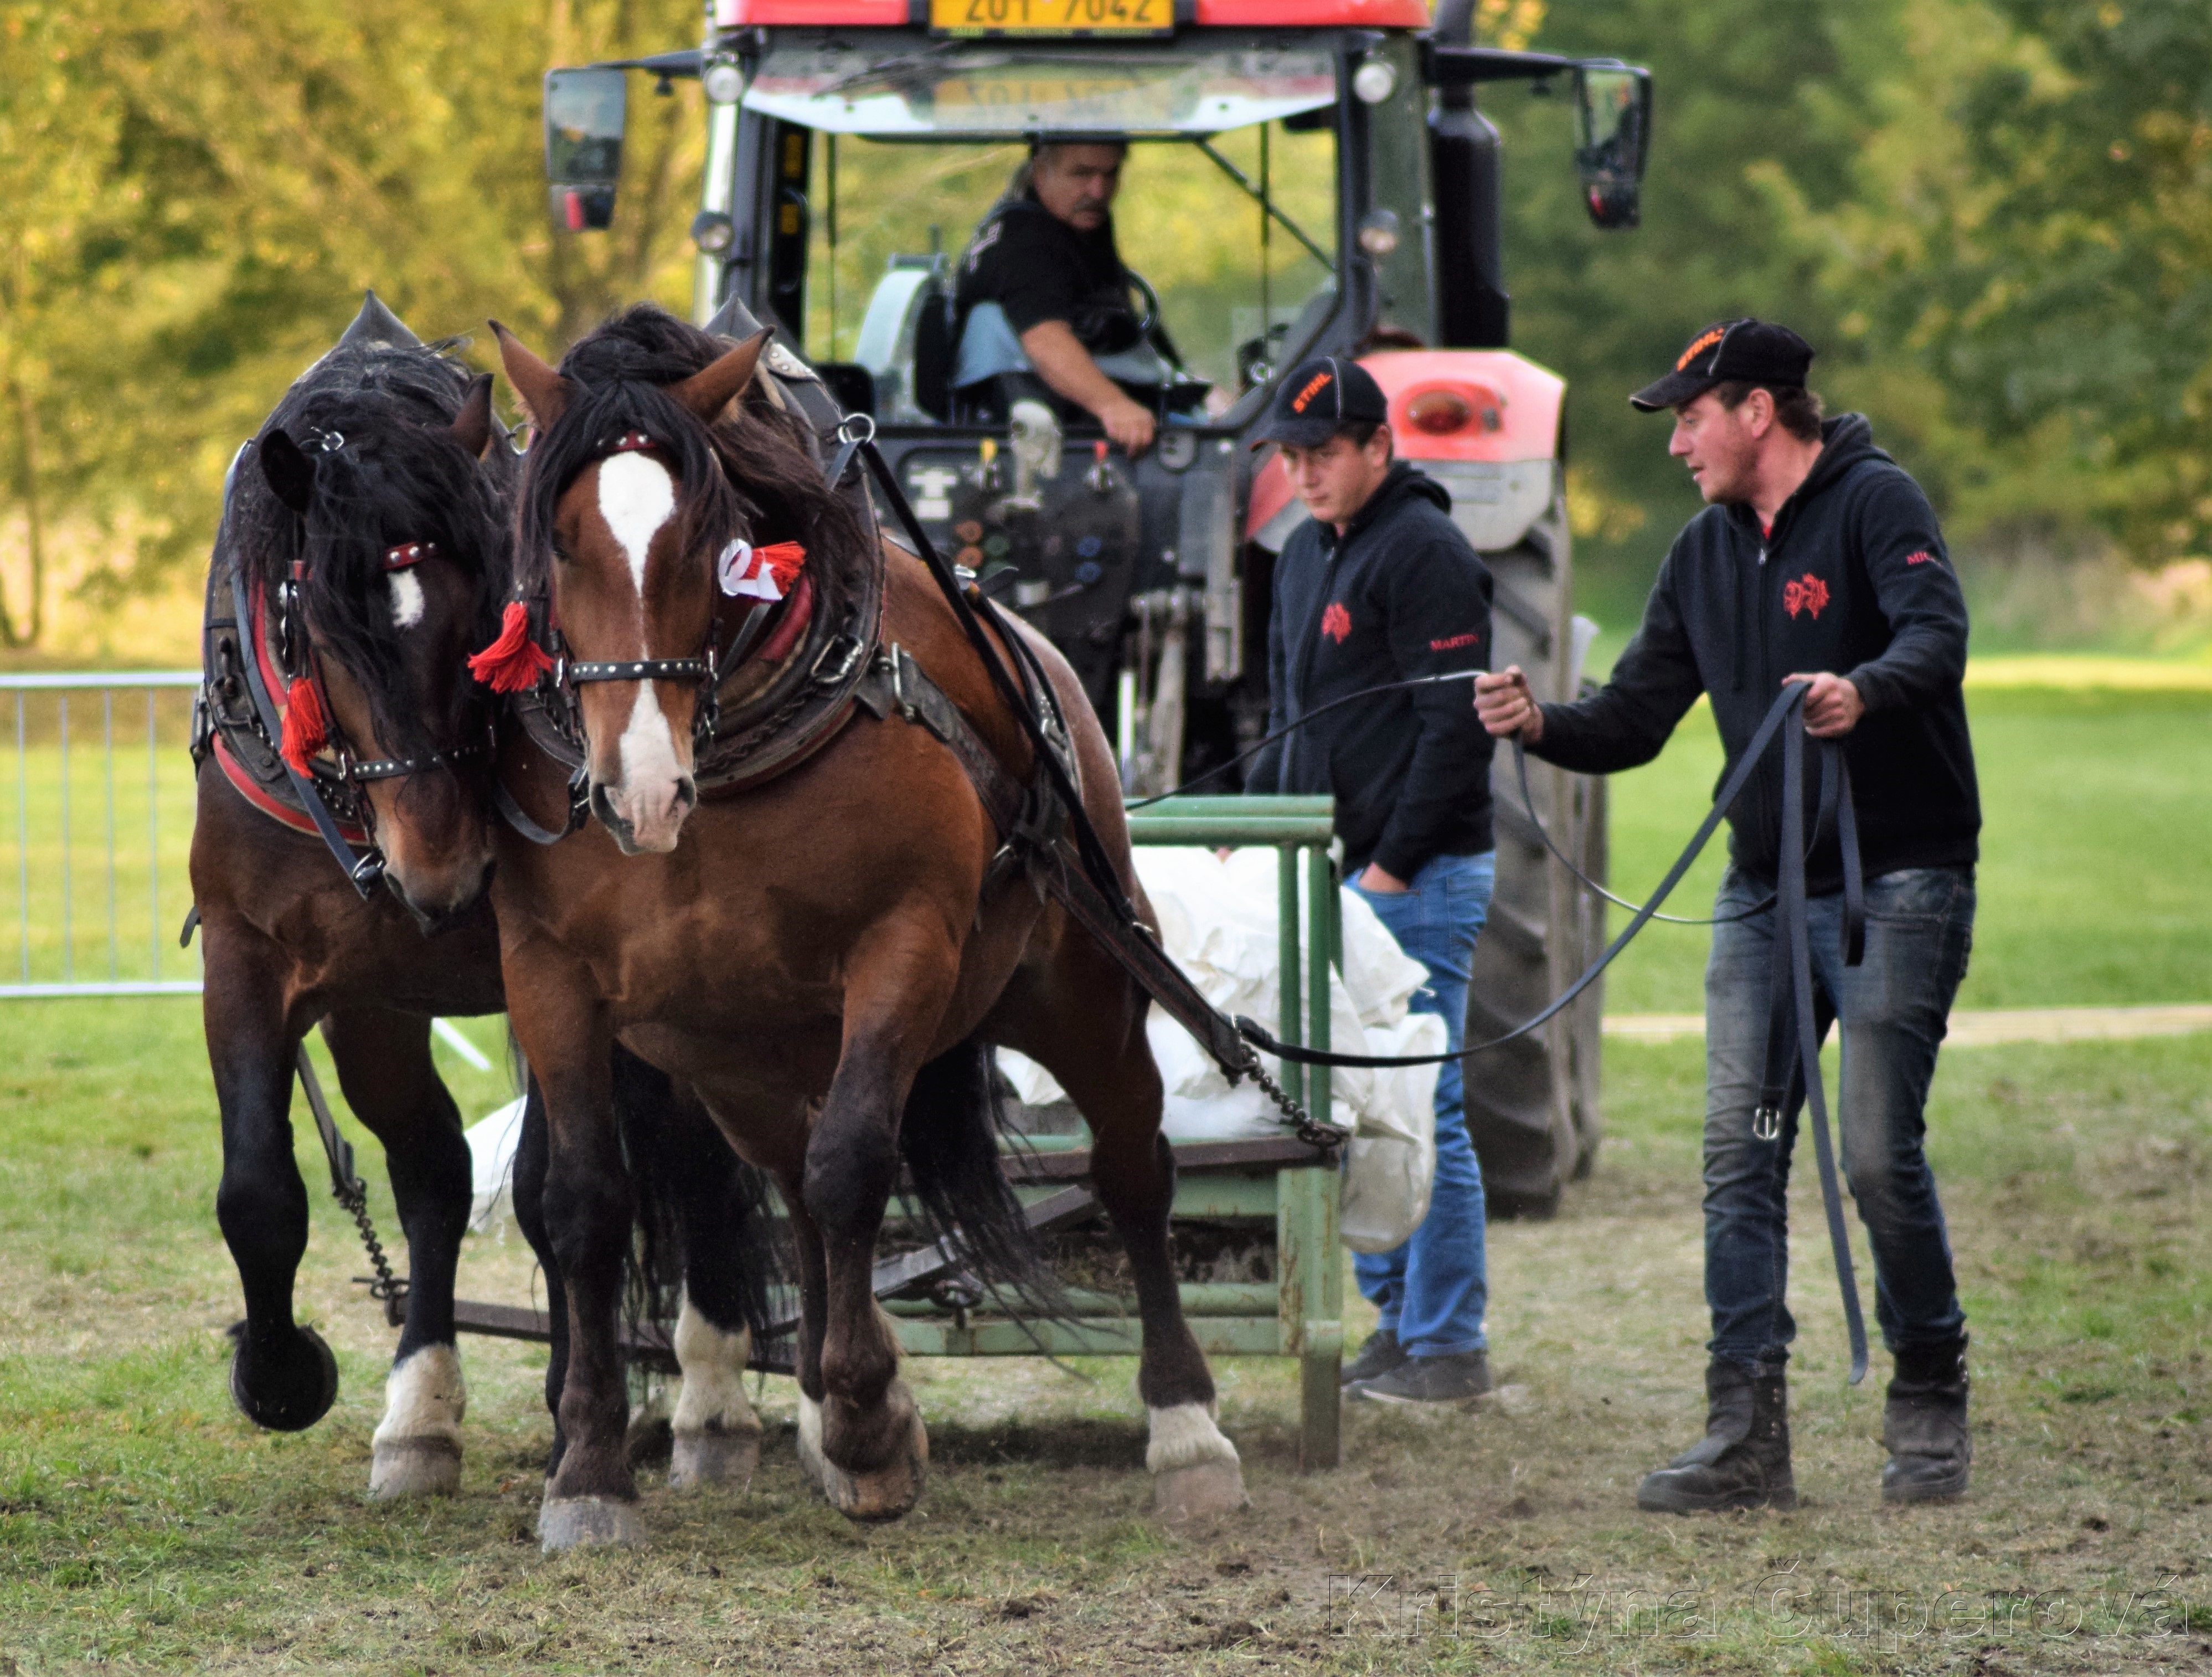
[611, 1050, 764, 1489]
[511, 1071, 573, 1479]
[508, 975, 641, 1551]
[797, 933, 955, 1522]
[1000, 939, 1248, 1516]
[203, 922, 341, 1432]
[321, 1006, 473, 1499]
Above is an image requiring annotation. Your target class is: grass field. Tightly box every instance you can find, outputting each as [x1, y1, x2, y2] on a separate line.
[0, 684, 2208, 1672]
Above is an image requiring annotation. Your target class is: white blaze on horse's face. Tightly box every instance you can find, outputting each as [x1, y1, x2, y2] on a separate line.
[388, 569, 425, 629]
[591, 451, 695, 853]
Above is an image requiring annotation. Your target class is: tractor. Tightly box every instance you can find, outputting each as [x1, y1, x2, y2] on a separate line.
[538, 0, 1651, 1212]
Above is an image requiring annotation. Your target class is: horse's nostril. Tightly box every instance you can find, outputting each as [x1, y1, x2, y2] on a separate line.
[674, 778, 698, 813]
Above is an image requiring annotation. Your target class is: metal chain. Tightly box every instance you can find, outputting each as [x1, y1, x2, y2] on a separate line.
[1242, 1054, 1352, 1151]
[339, 1179, 410, 1328]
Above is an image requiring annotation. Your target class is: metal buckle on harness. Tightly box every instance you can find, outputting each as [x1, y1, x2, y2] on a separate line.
[811, 632, 864, 687]
[1753, 1104, 1782, 1143]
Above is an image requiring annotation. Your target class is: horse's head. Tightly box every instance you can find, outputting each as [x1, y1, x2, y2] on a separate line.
[249, 359, 509, 929]
[494, 307, 803, 854]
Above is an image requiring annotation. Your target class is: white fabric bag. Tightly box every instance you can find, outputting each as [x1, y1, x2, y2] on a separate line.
[996, 845, 1440, 1252]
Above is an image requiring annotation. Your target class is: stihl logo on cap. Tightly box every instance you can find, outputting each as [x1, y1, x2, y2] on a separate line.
[1676, 326, 1727, 372]
[1291, 371, 1335, 414]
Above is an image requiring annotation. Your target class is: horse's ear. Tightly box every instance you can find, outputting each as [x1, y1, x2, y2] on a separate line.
[451, 373, 496, 459]
[668, 328, 772, 424]
[491, 322, 571, 430]
[260, 429, 316, 515]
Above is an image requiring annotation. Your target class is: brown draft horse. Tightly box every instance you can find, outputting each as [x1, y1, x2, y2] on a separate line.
[469, 304, 1247, 1550]
[194, 295, 774, 1501]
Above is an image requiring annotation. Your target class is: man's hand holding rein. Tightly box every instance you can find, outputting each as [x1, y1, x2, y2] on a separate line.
[1474, 666, 1543, 744]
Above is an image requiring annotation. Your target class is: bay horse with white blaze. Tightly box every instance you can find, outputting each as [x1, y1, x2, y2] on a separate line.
[194, 294, 774, 1500]
[472, 305, 1246, 1550]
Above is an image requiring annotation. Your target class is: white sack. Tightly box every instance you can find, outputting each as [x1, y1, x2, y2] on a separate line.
[465, 1097, 528, 1232]
[997, 846, 1442, 1251]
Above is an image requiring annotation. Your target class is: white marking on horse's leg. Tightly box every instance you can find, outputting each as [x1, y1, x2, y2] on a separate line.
[1145, 1402, 1239, 1472]
[369, 1343, 467, 1500]
[670, 1297, 761, 1489]
[387, 569, 424, 629]
[1147, 1402, 1249, 1517]
[595, 452, 676, 596]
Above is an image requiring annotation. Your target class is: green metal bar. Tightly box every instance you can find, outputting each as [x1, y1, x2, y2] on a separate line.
[1123, 815, 1336, 846]
[891, 1315, 1284, 1359]
[1307, 843, 1333, 1129]
[882, 1282, 1276, 1320]
[1129, 795, 1334, 819]
[1277, 843, 1303, 1108]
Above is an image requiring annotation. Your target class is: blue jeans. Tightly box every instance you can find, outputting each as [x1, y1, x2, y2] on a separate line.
[1348, 850, 1497, 1358]
[1704, 864, 1974, 1374]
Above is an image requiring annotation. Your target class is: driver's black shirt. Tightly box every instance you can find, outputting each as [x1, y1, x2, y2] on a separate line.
[955, 196, 1141, 356]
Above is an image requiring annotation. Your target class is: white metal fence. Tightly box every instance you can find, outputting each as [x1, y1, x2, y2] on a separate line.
[1, 671, 203, 999]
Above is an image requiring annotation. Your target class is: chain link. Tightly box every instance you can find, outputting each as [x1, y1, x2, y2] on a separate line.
[1242, 1053, 1352, 1151]
[339, 1179, 410, 1328]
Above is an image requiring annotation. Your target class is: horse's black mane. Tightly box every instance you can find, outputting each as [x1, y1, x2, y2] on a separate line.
[517, 303, 866, 603]
[227, 339, 512, 763]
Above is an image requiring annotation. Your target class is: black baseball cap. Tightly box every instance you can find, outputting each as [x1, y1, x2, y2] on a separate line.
[1630, 319, 1816, 412]
[1251, 356, 1389, 449]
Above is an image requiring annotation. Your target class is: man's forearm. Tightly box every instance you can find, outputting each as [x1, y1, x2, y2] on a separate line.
[1019, 321, 1130, 420]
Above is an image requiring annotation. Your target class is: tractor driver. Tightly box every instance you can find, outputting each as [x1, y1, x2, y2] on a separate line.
[951, 141, 1168, 455]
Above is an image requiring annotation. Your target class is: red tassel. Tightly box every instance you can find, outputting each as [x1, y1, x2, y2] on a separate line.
[280, 677, 328, 776]
[756, 541, 806, 590]
[469, 600, 555, 693]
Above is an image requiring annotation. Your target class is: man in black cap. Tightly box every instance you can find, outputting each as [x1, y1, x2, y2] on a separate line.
[1246, 356, 1501, 1405]
[1476, 321, 1979, 1509]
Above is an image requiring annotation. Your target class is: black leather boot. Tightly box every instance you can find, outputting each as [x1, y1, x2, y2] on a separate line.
[1636, 1359, 1796, 1514]
[1341, 1328, 1406, 1387]
[1882, 1335, 1971, 1503]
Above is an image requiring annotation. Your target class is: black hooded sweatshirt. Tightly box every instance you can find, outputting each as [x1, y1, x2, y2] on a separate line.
[1533, 413, 1979, 892]
[1247, 461, 1496, 879]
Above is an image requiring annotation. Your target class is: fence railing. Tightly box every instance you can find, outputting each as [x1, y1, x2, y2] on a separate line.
[1, 671, 204, 1000]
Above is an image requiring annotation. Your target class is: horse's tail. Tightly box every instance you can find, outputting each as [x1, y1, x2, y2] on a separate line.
[612, 1049, 787, 1356]
[896, 1037, 1071, 1325]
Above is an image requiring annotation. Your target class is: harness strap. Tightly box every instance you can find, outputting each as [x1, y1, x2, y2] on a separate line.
[1777, 712, 1872, 1385]
[853, 641, 1249, 1078]
[226, 549, 385, 898]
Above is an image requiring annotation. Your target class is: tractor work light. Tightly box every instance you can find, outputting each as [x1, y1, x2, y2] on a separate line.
[1403, 385, 1504, 437]
[690, 210, 736, 253]
[1352, 58, 1398, 105]
[1357, 209, 1401, 256]
[702, 59, 745, 104]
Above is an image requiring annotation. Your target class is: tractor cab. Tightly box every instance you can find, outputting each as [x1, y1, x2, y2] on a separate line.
[543, 1, 1649, 785]
[542, 0, 1650, 1212]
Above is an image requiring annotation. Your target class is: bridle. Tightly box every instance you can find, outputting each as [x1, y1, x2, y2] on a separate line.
[287, 538, 497, 789]
[538, 428, 795, 750]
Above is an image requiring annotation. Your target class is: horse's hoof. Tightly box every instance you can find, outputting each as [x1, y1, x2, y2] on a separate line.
[227, 1322, 339, 1433]
[670, 1426, 760, 1490]
[1154, 1459, 1250, 1519]
[800, 1395, 927, 1523]
[538, 1495, 645, 1552]
[369, 1437, 462, 1500]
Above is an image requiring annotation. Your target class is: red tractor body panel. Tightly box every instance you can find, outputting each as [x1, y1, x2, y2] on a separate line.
[1245, 349, 1566, 541]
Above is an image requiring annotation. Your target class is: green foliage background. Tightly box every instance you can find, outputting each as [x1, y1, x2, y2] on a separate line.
[1, 0, 2204, 648]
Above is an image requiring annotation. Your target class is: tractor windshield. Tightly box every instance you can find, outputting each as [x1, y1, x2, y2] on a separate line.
[756, 34, 1343, 405]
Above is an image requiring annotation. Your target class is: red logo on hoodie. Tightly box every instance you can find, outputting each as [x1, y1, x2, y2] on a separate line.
[1321, 603, 1352, 643]
[1782, 573, 1830, 620]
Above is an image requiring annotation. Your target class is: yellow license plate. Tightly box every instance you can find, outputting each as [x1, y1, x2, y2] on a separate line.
[931, 0, 1172, 37]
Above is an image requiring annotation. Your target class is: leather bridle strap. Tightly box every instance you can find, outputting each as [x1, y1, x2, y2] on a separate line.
[565, 657, 713, 684]
[226, 547, 386, 898]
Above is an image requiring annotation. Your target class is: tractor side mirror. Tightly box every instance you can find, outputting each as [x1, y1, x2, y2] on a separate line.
[544, 67, 628, 232]
[1572, 63, 1651, 230]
